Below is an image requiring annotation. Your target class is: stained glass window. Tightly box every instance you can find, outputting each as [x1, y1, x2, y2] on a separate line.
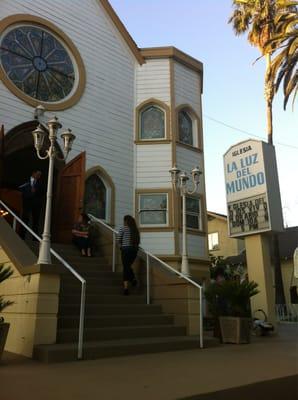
[140, 106, 165, 139]
[178, 110, 193, 146]
[139, 194, 168, 225]
[0, 25, 75, 102]
[84, 175, 106, 220]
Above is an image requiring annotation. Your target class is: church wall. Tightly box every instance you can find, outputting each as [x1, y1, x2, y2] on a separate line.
[140, 231, 175, 255]
[136, 144, 172, 189]
[136, 58, 171, 106]
[0, 0, 136, 227]
[174, 61, 201, 114]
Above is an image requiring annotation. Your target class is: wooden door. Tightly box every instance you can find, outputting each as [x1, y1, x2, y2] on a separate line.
[54, 152, 86, 243]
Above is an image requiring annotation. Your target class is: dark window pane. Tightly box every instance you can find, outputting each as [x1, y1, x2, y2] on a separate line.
[186, 214, 199, 229]
[179, 110, 193, 145]
[186, 197, 200, 213]
[84, 174, 106, 220]
[140, 106, 165, 139]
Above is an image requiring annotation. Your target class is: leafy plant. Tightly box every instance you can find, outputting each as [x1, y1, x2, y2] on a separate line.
[0, 264, 13, 314]
[205, 280, 259, 318]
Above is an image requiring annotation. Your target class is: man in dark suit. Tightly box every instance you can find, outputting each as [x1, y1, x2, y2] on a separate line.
[19, 170, 43, 239]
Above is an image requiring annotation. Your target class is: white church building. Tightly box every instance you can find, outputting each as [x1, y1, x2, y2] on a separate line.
[0, 0, 208, 272]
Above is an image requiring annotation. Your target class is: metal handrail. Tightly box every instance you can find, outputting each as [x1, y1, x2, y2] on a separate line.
[0, 200, 86, 359]
[88, 214, 204, 348]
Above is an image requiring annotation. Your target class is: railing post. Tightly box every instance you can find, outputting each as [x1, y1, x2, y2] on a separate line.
[112, 232, 116, 273]
[12, 217, 17, 231]
[146, 253, 150, 305]
[78, 280, 86, 360]
[199, 287, 203, 348]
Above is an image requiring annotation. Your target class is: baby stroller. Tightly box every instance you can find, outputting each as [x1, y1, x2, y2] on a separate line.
[252, 309, 274, 336]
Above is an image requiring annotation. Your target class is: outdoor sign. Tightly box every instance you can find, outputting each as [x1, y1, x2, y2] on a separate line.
[223, 139, 283, 238]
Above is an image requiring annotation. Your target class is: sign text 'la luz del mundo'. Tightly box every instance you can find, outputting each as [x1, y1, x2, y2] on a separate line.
[223, 139, 283, 238]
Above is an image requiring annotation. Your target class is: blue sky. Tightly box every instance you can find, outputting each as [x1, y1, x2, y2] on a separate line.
[110, 0, 298, 227]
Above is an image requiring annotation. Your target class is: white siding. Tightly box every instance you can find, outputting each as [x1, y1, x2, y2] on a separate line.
[136, 144, 172, 189]
[179, 233, 207, 259]
[141, 232, 175, 255]
[176, 146, 205, 195]
[0, 0, 136, 226]
[136, 59, 171, 106]
[174, 61, 201, 114]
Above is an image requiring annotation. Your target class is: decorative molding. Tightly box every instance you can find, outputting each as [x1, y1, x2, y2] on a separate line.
[0, 14, 86, 111]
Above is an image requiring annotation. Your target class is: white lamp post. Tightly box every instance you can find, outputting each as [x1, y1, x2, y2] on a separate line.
[32, 111, 75, 264]
[169, 165, 202, 277]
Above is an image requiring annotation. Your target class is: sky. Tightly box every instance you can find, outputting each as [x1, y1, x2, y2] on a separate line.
[110, 0, 298, 227]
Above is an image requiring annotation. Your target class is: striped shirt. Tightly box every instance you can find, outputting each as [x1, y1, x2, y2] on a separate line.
[117, 226, 137, 248]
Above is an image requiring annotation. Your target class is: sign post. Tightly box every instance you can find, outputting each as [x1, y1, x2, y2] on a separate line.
[224, 140, 283, 326]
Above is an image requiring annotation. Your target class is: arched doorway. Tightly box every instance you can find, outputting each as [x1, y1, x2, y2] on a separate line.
[1, 121, 65, 233]
[84, 166, 115, 225]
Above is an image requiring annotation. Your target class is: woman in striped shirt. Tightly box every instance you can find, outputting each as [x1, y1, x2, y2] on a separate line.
[117, 215, 140, 295]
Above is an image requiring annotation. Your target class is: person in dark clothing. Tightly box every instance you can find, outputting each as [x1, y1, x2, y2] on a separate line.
[18, 170, 43, 239]
[72, 213, 92, 257]
[117, 215, 140, 295]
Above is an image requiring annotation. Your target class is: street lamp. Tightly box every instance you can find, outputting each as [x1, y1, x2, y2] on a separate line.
[32, 111, 75, 264]
[169, 165, 202, 277]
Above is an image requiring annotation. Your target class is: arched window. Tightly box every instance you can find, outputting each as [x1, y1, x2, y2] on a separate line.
[178, 110, 193, 146]
[140, 105, 165, 140]
[84, 174, 107, 220]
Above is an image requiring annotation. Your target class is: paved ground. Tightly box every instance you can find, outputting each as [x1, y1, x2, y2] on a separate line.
[0, 324, 297, 400]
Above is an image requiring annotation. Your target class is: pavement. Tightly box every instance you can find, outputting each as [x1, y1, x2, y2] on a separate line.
[0, 324, 297, 400]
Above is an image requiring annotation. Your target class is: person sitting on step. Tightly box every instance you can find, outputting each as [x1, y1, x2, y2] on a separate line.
[72, 213, 92, 257]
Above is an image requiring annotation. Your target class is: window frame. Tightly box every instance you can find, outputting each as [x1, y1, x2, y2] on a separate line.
[176, 105, 202, 150]
[139, 104, 166, 141]
[208, 232, 220, 251]
[184, 195, 202, 231]
[138, 192, 169, 228]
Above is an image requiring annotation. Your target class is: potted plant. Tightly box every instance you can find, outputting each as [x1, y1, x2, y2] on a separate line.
[205, 279, 259, 344]
[0, 263, 13, 360]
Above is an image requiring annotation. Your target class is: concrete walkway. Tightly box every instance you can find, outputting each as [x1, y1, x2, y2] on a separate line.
[0, 324, 297, 400]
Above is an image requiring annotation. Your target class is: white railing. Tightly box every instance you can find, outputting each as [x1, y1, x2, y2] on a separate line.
[276, 304, 298, 323]
[0, 200, 86, 360]
[88, 214, 204, 348]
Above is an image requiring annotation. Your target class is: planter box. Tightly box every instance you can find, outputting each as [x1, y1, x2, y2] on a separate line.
[0, 322, 10, 360]
[219, 316, 251, 344]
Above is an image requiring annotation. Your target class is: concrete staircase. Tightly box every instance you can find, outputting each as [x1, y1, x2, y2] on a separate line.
[32, 243, 201, 362]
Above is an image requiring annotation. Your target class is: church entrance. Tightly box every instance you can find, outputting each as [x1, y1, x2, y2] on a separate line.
[0, 121, 65, 237]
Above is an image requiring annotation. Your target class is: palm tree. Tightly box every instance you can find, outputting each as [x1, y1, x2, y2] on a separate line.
[229, 0, 296, 144]
[229, 1, 297, 306]
[266, 10, 298, 109]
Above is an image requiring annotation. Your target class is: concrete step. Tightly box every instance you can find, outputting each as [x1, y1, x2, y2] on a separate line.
[58, 314, 174, 329]
[58, 303, 162, 316]
[57, 324, 186, 343]
[59, 294, 147, 305]
[34, 336, 201, 363]
[60, 284, 125, 295]
[61, 276, 123, 286]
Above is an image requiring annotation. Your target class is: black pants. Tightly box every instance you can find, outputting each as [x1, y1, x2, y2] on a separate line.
[20, 200, 41, 239]
[121, 247, 138, 282]
[73, 236, 91, 252]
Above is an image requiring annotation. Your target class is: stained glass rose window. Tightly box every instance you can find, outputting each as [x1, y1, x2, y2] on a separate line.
[0, 25, 75, 102]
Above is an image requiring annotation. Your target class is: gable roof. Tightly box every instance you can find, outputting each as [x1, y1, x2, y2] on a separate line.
[207, 211, 227, 221]
[99, 1, 204, 77]
[99, 0, 144, 65]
